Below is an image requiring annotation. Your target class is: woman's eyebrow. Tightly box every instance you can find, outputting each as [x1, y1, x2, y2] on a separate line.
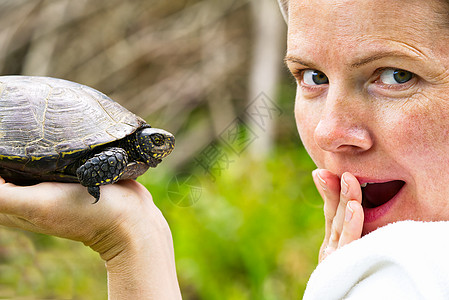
[283, 55, 314, 68]
[284, 51, 421, 70]
[350, 51, 419, 68]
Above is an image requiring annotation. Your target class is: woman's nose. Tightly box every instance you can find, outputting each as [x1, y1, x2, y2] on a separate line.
[313, 103, 373, 153]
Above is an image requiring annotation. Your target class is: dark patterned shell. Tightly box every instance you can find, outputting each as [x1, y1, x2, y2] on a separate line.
[0, 76, 145, 172]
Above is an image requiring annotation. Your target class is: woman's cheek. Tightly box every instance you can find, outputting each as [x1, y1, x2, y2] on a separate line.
[378, 98, 449, 171]
[295, 100, 323, 165]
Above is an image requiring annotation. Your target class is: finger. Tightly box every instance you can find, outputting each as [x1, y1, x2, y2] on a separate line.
[312, 169, 340, 220]
[313, 169, 341, 263]
[334, 172, 362, 231]
[339, 200, 364, 247]
[0, 178, 85, 217]
[312, 169, 340, 241]
[0, 179, 38, 216]
[319, 244, 335, 263]
[327, 172, 362, 250]
[0, 213, 40, 232]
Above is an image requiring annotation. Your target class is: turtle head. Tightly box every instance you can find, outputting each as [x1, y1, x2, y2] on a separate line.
[135, 127, 175, 165]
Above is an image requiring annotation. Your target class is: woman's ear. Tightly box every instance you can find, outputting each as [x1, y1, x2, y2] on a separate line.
[277, 0, 288, 23]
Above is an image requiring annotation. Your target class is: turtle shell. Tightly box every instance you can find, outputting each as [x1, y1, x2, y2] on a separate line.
[0, 76, 146, 179]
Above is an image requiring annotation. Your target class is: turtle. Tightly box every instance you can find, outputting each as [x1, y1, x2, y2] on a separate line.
[0, 76, 175, 203]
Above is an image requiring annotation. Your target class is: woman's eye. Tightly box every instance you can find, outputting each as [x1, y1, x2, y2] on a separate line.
[302, 70, 329, 85]
[379, 68, 414, 85]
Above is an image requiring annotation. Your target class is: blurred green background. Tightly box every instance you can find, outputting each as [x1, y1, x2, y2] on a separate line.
[0, 0, 324, 299]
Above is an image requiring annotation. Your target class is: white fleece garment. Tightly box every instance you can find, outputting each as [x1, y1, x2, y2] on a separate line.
[303, 221, 449, 300]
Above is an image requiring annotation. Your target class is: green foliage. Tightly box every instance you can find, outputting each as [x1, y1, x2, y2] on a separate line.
[0, 229, 106, 299]
[0, 144, 323, 299]
[0, 95, 322, 299]
[144, 145, 324, 299]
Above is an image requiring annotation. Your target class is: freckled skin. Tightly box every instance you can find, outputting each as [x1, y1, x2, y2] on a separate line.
[286, 0, 449, 234]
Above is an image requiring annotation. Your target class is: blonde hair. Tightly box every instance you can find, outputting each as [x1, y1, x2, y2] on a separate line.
[276, 0, 449, 25]
[277, 0, 288, 22]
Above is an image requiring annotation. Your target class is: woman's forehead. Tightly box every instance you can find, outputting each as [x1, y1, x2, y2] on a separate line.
[287, 0, 449, 59]
[289, 0, 446, 36]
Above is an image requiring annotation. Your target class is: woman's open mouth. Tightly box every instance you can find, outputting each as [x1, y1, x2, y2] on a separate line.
[361, 180, 405, 223]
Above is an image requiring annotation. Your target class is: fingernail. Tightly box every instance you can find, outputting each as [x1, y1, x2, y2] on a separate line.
[315, 169, 327, 191]
[345, 201, 355, 222]
[341, 174, 349, 195]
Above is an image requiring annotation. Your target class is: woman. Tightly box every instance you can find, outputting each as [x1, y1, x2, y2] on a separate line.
[279, 0, 449, 298]
[3, 0, 449, 298]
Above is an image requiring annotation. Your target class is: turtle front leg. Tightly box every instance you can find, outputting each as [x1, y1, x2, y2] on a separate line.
[76, 147, 128, 203]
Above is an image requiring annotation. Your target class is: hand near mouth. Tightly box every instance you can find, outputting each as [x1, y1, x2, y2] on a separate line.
[312, 170, 364, 263]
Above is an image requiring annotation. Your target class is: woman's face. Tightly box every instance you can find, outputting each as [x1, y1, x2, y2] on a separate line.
[286, 0, 449, 234]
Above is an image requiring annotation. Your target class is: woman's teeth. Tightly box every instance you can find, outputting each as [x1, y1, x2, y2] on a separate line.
[360, 182, 375, 188]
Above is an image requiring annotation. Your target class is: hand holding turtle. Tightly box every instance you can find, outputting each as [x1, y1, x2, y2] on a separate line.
[0, 75, 180, 298]
[0, 177, 182, 299]
[312, 170, 364, 262]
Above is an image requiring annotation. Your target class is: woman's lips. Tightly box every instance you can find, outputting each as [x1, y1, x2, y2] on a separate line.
[361, 180, 405, 223]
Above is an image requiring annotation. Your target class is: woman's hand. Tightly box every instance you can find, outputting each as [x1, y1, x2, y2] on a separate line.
[0, 177, 182, 299]
[0, 176, 156, 258]
[312, 170, 364, 263]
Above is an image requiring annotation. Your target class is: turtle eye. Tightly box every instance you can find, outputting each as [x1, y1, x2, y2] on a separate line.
[150, 133, 165, 146]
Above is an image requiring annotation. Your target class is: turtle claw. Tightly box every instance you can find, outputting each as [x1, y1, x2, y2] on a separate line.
[87, 186, 100, 204]
[77, 147, 129, 204]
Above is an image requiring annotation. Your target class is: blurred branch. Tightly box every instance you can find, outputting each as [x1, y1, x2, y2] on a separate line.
[0, 1, 40, 69]
[22, 0, 72, 75]
[0, 0, 286, 169]
[247, 0, 285, 159]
